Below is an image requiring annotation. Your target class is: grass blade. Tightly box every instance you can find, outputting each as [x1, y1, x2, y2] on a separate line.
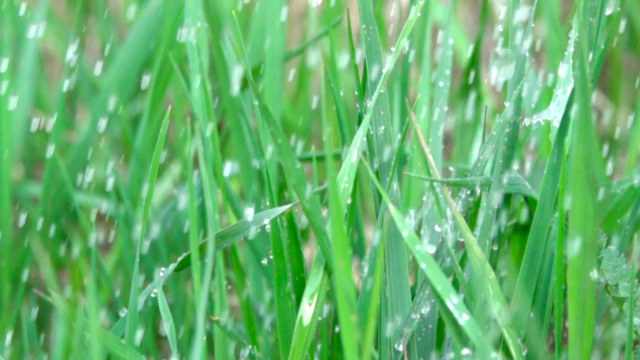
[124, 107, 171, 346]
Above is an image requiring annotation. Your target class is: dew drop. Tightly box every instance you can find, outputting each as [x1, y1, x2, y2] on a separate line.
[140, 72, 151, 90]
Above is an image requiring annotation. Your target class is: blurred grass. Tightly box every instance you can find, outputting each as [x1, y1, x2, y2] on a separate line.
[1, 0, 639, 359]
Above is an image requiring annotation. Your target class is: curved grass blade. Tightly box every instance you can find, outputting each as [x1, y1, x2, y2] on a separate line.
[157, 286, 178, 359]
[510, 90, 573, 346]
[407, 172, 539, 200]
[175, 203, 295, 271]
[524, 19, 576, 127]
[287, 255, 330, 360]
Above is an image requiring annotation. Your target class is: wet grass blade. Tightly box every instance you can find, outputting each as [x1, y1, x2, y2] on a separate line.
[157, 286, 178, 359]
[175, 204, 295, 271]
[510, 90, 573, 342]
[124, 107, 171, 346]
[407, 172, 538, 200]
[288, 256, 330, 360]
[565, 1, 600, 357]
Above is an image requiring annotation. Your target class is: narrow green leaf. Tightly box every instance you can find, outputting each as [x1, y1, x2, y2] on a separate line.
[566, 1, 600, 356]
[510, 90, 573, 336]
[407, 172, 538, 200]
[125, 107, 171, 346]
[157, 286, 178, 359]
[288, 256, 330, 360]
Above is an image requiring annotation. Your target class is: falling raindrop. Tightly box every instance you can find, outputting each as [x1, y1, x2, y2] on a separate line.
[140, 72, 151, 90]
[18, 212, 27, 228]
[8, 95, 18, 111]
[97, 116, 108, 133]
[94, 60, 104, 76]
[0, 57, 8, 73]
[45, 143, 55, 159]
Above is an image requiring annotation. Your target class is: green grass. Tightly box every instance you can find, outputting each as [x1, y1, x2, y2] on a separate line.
[1, 0, 639, 359]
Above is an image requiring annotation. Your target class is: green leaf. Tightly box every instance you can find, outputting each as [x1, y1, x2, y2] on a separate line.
[407, 172, 539, 200]
[175, 204, 295, 271]
[125, 107, 172, 346]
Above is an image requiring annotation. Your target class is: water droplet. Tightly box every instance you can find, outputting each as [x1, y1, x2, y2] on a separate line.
[125, 4, 138, 21]
[105, 176, 115, 192]
[394, 341, 404, 352]
[425, 244, 437, 254]
[18, 212, 27, 228]
[97, 116, 108, 133]
[26, 22, 46, 39]
[230, 64, 244, 96]
[619, 18, 627, 33]
[140, 72, 151, 90]
[605, 0, 617, 15]
[0, 57, 8, 73]
[244, 206, 255, 221]
[288, 67, 297, 82]
[45, 143, 55, 159]
[94, 60, 104, 76]
[8, 95, 19, 111]
[176, 26, 193, 43]
[134, 328, 145, 345]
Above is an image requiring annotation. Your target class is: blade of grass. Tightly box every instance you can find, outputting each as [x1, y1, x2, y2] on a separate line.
[323, 74, 359, 359]
[626, 249, 636, 360]
[554, 156, 567, 359]
[565, 0, 600, 356]
[124, 107, 171, 346]
[228, 16, 303, 358]
[157, 286, 178, 359]
[355, 0, 414, 350]
[288, 255, 330, 360]
[407, 172, 538, 200]
[175, 204, 295, 271]
[510, 89, 573, 343]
